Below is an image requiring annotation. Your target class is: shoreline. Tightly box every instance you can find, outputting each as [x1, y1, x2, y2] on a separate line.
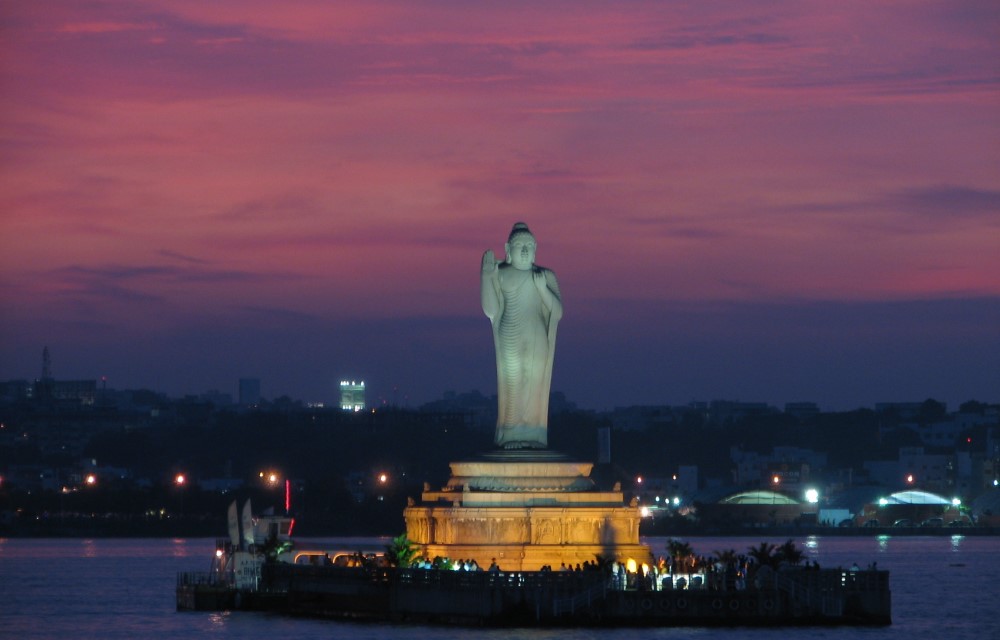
[3, 522, 997, 538]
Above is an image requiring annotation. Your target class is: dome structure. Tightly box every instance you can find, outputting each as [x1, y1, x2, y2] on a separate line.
[719, 490, 800, 505]
[881, 490, 951, 505]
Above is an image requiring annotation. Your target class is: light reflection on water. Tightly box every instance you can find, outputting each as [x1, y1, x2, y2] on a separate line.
[951, 534, 964, 552]
[0, 535, 997, 640]
[170, 537, 197, 558]
[803, 535, 818, 552]
[208, 611, 231, 628]
[877, 533, 890, 551]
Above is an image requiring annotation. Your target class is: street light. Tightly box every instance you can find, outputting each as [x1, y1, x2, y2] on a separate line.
[174, 473, 187, 516]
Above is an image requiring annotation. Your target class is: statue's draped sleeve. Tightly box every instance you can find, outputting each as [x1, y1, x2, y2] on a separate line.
[540, 267, 561, 415]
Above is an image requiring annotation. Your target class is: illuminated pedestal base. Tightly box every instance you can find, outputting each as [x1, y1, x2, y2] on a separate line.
[403, 450, 653, 571]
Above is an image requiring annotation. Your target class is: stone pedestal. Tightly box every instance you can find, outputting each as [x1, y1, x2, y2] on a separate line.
[404, 451, 653, 571]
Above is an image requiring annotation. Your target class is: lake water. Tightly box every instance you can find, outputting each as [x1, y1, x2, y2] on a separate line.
[1, 535, 997, 640]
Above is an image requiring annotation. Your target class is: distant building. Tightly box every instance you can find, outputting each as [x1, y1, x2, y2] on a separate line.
[201, 389, 233, 407]
[609, 405, 676, 431]
[731, 446, 827, 490]
[677, 465, 699, 494]
[707, 400, 777, 425]
[340, 380, 365, 412]
[0, 379, 32, 402]
[34, 379, 97, 405]
[875, 402, 926, 420]
[238, 378, 261, 407]
[900, 409, 998, 448]
[419, 389, 496, 429]
[784, 402, 820, 421]
[862, 446, 953, 491]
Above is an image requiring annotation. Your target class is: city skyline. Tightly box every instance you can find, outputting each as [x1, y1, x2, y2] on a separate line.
[2, 2, 998, 411]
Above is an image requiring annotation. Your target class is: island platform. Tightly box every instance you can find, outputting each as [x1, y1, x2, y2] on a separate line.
[178, 561, 891, 626]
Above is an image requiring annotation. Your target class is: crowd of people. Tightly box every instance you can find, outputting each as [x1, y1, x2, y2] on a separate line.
[408, 556, 487, 572]
[390, 540, 850, 593]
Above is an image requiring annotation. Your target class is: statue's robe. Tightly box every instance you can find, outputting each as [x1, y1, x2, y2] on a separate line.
[485, 264, 561, 448]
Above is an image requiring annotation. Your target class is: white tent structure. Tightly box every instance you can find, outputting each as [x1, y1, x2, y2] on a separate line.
[880, 490, 952, 505]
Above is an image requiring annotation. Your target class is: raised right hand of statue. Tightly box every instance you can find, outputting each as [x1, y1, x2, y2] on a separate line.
[481, 250, 498, 275]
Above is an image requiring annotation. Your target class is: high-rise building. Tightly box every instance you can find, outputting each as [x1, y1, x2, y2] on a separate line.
[238, 378, 261, 407]
[340, 380, 365, 412]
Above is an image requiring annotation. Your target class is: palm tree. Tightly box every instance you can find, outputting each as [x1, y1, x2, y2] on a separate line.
[747, 541, 779, 569]
[667, 538, 693, 560]
[666, 538, 695, 582]
[712, 548, 738, 566]
[385, 533, 417, 568]
[776, 539, 804, 566]
[710, 548, 738, 590]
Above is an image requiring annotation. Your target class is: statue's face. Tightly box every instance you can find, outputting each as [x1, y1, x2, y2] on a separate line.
[506, 234, 536, 270]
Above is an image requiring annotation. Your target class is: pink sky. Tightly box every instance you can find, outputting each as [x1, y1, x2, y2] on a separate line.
[2, 1, 998, 410]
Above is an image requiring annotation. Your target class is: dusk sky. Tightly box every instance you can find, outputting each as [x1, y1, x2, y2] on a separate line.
[2, 1, 998, 412]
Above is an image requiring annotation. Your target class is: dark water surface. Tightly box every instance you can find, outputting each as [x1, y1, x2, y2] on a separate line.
[1, 535, 997, 639]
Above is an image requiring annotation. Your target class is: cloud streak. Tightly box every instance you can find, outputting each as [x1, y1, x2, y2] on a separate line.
[1, 1, 997, 409]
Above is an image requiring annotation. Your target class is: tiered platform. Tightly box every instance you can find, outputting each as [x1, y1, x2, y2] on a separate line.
[403, 450, 653, 571]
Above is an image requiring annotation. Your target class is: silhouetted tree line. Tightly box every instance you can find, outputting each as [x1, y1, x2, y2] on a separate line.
[1, 396, 992, 536]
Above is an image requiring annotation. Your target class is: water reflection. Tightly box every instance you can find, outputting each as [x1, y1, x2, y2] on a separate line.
[208, 611, 230, 628]
[4, 537, 998, 639]
[951, 534, 964, 552]
[876, 534, 890, 552]
[82, 539, 97, 558]
[171, 538, 191, 558]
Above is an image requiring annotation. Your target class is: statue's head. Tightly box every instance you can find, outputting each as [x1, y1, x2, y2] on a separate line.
[505, 222, 536, 271]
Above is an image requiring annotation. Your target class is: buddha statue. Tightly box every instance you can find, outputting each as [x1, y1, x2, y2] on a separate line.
[481, 222, 563, 449]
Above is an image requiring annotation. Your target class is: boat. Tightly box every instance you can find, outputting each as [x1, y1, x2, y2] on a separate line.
[175, 499, 384, 611]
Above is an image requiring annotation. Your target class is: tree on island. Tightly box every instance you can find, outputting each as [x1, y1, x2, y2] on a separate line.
[748, 541, 779, 569]
[666, 538, 696, 580]
[777, 539, 805, 566]
[748, 539, 804, 570]
[385, 533, 417, 568]
[711, 547, 739, 566]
